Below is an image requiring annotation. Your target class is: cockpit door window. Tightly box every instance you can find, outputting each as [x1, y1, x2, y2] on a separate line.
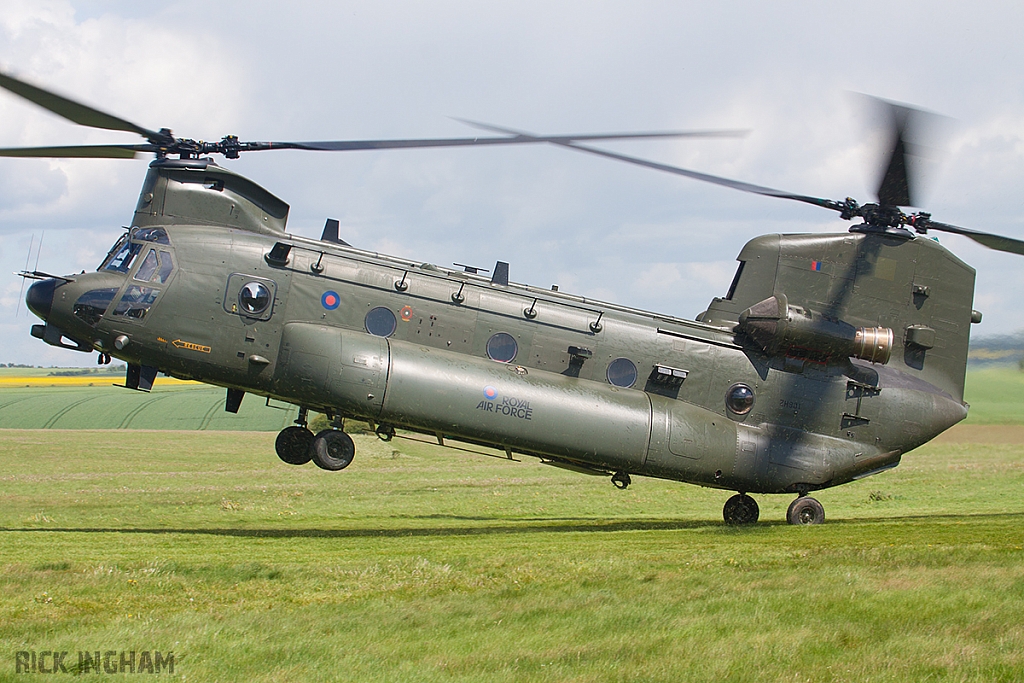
[133, 249, 175, 284]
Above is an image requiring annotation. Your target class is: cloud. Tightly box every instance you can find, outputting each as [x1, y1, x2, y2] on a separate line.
[2, 0, 1024, 365]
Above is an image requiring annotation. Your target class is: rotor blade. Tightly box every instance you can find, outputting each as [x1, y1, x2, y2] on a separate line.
[0, 70, 157, 138]
[875, 101, 914, 207]
[451, 120, 838, 207]
[0, 144, 145, 158]
[863, 96, 949, 208]
[920, 219, 1024, 256]
[557, 138, 842, 212]
[242, 128, 748, 153]
[452, 118, 749, 141]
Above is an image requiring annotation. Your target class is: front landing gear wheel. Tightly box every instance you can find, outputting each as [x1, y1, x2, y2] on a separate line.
[611, 471, 631, 490]
[723, 493, 759, 525]
[786, 496, 825, 525]
[311, 429, 356, 471]
[275, 426, 313, 465]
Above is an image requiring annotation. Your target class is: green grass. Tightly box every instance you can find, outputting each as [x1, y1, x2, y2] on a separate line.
[1, 429, 1023, 682]
[963, 368, 1024, 424]
[0, 385, 298, 431]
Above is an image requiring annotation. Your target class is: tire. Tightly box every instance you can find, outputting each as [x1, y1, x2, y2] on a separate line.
[275, 426, 313, 465]
[311, 429, 356, 471]
[723, 493, 759, 525]
[786, 496, 825, 525]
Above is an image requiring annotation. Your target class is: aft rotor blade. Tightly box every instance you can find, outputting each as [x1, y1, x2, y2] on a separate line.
[245, 129, 748, 153]
[0, 144, 145, 159]
[862, 95, 950, 208]
[0, 70, 157, 139]
[919, 219, 1024, 256]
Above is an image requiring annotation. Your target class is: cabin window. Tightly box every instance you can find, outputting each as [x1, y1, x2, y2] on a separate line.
[73, 288, 119, 326]
[239, 281, 272, 315]
[606, 358, 638, 388]
[726, 383, 755, 415]
[365, 307, 397, 337]
[486, 332, 518, 363]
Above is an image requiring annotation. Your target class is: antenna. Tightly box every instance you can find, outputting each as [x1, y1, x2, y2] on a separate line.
[33, 231, 44, 271]
[15, 234, 34, 318]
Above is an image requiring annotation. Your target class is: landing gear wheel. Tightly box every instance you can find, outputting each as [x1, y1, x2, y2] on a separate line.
[375, 423, 396, 442]
[275, 426, 313, 465]
[723, 493, 759, 525]
[311, 429, 356, 471]
[786, 496, 825, 525]
[611, 471, 632, 490]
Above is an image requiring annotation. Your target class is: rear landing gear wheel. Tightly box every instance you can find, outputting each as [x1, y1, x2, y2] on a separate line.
[723, 493, 759, 525]
[311, 429, 356, 471]
[786, 496, 825, 525]
[275, 426, 313, 465]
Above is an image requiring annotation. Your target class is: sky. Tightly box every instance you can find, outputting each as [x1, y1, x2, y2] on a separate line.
[1, 1, 1023, 366]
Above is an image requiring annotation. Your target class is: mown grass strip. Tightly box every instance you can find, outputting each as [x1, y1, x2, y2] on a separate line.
[1, 428, 1022, 681]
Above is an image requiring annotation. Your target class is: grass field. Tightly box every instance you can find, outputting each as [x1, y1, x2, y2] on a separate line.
[963, 368, 1024, 424]
[1, 426, 1023, 682]
[0, 384, 298, 431]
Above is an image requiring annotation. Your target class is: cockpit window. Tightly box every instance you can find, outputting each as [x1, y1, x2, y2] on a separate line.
[101, 235, 142, 273]
[99, 228, 171, 273]
[73, 288, 119, 326]
[155, 251, 174, 283]
[133, 249, 175, 284]
[112, 286, 159, 321]
[133, 227, 170, 244]
[135, 250, 159, 282]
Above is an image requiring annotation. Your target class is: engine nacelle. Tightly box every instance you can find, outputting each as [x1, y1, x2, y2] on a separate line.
[738, 294, 892, 364]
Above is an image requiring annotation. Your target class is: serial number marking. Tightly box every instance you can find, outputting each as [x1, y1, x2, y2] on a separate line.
[779, 399, 801, 410]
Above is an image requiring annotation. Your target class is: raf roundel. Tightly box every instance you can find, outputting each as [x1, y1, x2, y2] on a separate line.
[483, 386, 498, 401]
[321, 290, 340, 310]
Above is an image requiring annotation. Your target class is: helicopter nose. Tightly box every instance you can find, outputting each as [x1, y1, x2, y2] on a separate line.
[26, 278, 56, 321]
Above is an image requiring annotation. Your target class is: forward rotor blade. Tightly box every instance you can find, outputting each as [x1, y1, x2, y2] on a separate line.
[0, 144, 144, 159]
[453, 120, 828, 205]
[0, 70, 157, 139]
[919, 219, 1024, 256]
[246, 128, 748, 153]
[552, 136, 841, 212]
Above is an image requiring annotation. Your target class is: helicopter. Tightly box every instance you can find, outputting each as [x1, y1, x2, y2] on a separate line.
[5, 70, 1023, 525]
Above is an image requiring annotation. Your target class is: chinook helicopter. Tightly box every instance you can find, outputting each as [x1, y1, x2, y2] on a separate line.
[6, 71, 1024, 525]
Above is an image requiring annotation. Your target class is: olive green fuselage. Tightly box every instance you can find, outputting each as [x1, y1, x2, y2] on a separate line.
[35, 160, 973, 496]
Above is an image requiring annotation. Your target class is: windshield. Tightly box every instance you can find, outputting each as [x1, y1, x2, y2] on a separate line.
[99, 234, 140, 273]
[98, 227, 171, 273]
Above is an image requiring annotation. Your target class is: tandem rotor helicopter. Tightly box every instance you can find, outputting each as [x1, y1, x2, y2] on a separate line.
[5, 69, 1023, 525]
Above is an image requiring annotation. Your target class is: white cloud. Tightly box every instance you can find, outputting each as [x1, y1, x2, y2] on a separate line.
[2, 0, 1024, 365]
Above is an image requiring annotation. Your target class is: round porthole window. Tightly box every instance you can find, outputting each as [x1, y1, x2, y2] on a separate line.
[486, 332, 518, 363]
[239, 281, 272, 315]
[365, 306, 397, 337]
[606, 357, 638, 388]
[726, 383, 755, 415]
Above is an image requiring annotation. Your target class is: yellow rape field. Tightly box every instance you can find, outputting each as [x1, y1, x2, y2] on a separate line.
[0, 374, 200, 388]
